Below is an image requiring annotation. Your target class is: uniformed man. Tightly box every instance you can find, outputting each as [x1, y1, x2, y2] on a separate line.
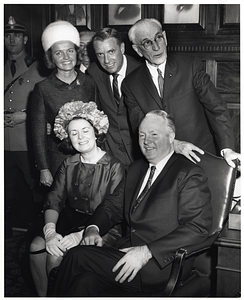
[4, 16, 45, 235]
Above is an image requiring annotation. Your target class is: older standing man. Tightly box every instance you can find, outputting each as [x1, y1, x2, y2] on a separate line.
[4, 16, 45, 234]
[87, 28, 142, 167]
[50, 110, 212, 296]
[122, 18, 240, 167]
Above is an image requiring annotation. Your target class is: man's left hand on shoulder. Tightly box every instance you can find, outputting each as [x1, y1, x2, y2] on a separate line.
[112, 245, 152, 283]
[174, 139, 204, 163]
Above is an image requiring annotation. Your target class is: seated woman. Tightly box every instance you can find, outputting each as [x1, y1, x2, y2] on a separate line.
[29, 101, 125, 296]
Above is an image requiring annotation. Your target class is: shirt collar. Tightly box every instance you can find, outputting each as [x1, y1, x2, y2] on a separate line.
[79, 63, 87, 73]
[119, 54, 127, 78]
[8, 52, 25, 62]
[8, 53, 27, 67]
[146, 59, 166, 78]
[149, 150, 174, 173]
[110, 54, 127, 78]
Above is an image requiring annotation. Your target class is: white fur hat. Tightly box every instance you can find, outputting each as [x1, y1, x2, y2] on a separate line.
[41, 21, 80, 52]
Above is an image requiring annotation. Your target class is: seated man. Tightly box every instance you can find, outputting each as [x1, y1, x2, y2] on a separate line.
[50, 110, 212, 296]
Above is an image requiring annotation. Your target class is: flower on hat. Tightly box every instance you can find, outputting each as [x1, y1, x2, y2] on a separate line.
[54, 101, 109, 140]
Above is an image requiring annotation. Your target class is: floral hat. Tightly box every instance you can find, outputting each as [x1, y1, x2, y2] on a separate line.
[54, 101, 109, 140]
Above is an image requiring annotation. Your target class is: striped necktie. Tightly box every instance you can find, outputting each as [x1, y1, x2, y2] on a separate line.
[157, 68, 164, 98]
[112, 73, 120, 105]
[132, 166, 156, 213]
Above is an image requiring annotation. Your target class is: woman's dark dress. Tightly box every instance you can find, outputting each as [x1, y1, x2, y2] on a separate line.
[43, 152, 125, 246]
[31, 70, 98, 176]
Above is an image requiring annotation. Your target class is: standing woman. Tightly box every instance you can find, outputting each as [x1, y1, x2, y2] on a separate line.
[31, 21, 98, 188]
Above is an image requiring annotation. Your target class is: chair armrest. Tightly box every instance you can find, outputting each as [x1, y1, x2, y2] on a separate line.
[183, 232, 220, 257]
[163, 232, 220, 296]
[163, 248, 187, 296]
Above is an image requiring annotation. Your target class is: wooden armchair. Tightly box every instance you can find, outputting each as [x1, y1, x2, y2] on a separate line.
[100, 151, 238, 297]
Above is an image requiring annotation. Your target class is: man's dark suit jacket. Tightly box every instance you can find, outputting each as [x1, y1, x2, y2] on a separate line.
[87, 55, 141, 166]
[122, 54, 235, 155]
[86, 153, 212, 291]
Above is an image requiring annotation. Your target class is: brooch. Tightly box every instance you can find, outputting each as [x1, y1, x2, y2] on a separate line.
[18, 78, 24, 85]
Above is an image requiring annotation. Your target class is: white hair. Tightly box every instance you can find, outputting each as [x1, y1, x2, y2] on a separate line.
[128, 18, 162, 44]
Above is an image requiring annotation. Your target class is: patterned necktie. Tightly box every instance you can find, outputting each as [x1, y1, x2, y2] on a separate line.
[10, 60, 16, 77]
[112, 73, 120, 105]
[132, 166, 156, 213]
[157, 68, 164, 98]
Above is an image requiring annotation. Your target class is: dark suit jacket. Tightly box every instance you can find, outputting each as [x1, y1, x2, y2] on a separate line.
[86, 153, 212, 290]
[87, 55, 141, 166]
[122, 54, 235, 155]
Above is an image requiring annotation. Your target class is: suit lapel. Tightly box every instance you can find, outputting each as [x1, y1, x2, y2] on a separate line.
[141, 64, 163, 108]
[102, 71, 113, 97]
[126, 55, 138, 75]
[101, 71, 119, 111]
[130, 153, 179, 215]
[118, 55, 132, 111]
[151, 153, 178, 187]
[129, 162, 149, 212]
[163, 55, 176, 104]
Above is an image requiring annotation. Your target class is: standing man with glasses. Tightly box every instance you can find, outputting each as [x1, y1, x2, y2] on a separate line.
[122, 18, 240, 168]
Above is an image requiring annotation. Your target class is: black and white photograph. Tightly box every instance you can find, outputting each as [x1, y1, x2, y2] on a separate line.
[3, 2, 241, 298]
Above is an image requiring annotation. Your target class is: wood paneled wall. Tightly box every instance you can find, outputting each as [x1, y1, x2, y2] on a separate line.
[4, 4, 240, 151]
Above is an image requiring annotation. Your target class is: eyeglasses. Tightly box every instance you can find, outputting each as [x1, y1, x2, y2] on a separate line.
[80, 43, 88, 50]
[134, 33, 165, 50]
